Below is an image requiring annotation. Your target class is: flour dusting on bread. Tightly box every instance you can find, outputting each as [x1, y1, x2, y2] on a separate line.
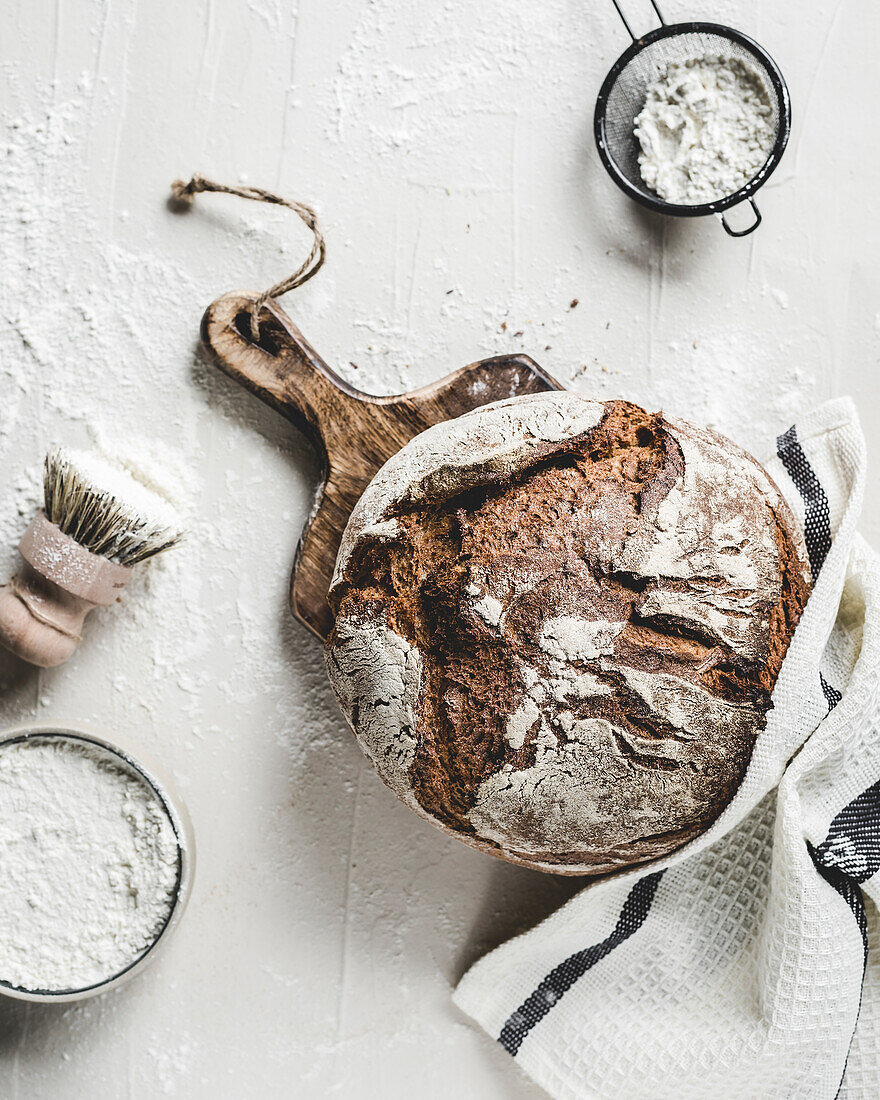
[326, 392, 810, 875]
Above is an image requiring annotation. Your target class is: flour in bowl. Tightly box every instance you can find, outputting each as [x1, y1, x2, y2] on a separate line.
[0, 736, 180, 992]
[634, 54, 775, 205]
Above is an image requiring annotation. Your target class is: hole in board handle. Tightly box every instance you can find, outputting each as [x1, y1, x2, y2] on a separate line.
[233, 310, 285, 356]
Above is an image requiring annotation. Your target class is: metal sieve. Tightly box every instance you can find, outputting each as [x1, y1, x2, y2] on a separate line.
[594, 1, 791, 236]
[0, 724, 195, 1004]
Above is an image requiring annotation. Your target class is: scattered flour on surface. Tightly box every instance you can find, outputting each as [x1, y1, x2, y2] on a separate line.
[0, 736, 179, 992]
[634, 54, 775, 205]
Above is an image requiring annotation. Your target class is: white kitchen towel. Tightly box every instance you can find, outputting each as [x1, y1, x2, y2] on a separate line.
[454, 397, 880, 1100]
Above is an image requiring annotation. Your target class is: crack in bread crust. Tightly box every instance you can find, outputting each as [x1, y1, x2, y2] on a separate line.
[327, 395, 810, 876]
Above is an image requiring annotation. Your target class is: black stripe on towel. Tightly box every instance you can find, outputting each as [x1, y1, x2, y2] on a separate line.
[810, 845, 867, 1100]
[812, 779, 880, 895]
[777, 424, 840, 716]
[498, 871, 664, 1057]
[777, 422, 861, 1094]
[820, 673, 843, 712]
[809, 843, 869, 960]
[776, 424, 832, 579]
[809, 781, 880, 1096]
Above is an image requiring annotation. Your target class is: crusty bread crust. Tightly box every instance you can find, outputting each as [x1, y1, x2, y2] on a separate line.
[327, 393, 810, 875]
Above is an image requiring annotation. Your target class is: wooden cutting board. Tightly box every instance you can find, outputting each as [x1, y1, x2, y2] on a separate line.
[201, 291, 564, 640]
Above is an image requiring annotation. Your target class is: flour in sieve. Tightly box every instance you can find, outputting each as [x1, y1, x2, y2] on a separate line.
[634, 54, 775, 205]
[0, 737, 179, 992]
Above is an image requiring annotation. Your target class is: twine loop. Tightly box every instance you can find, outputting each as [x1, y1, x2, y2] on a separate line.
[170, 174, 326, 340]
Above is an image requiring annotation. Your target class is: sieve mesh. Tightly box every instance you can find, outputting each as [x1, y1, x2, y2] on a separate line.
[595, 23, 790, 217]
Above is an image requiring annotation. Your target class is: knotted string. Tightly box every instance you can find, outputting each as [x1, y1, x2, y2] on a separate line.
[170, 174, 325, 340]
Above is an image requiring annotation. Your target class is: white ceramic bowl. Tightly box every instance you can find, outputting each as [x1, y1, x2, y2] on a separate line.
[0, 722, 195, 1003]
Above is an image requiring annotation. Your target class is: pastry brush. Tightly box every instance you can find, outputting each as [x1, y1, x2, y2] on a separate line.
[0, 449, 183, 668]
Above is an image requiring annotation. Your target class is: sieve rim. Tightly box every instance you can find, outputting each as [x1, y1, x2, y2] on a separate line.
[594, 21, 792, 218]
[0, 724, 195, 1004]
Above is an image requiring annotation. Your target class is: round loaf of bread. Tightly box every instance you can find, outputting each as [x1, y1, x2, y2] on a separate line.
[326, 392, 810, 875]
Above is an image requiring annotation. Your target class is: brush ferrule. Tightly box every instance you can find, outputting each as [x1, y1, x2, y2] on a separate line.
[20, 513, 132, 605]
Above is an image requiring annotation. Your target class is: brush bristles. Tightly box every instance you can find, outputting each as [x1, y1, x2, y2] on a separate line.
[43, 450, 183, 567]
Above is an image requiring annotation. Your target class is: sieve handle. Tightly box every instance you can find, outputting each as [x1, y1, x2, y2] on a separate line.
[721, 198, 763, 238]
[610, 0, 665, 41]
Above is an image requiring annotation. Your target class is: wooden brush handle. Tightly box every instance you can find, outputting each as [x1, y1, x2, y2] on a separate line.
[0, 566, 95, 667]
[201, 292, 563, 639]
[0, 514, 131, 668]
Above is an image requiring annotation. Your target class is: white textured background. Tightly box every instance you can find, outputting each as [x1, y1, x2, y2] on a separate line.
[0, 0, 877, 1096]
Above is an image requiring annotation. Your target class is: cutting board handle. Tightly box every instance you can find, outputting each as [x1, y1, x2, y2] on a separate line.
[201, 290, 563, 639]
[201, 291, 368, 461]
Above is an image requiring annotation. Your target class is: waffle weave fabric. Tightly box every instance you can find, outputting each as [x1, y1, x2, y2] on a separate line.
[455, 397, 880, 1100]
